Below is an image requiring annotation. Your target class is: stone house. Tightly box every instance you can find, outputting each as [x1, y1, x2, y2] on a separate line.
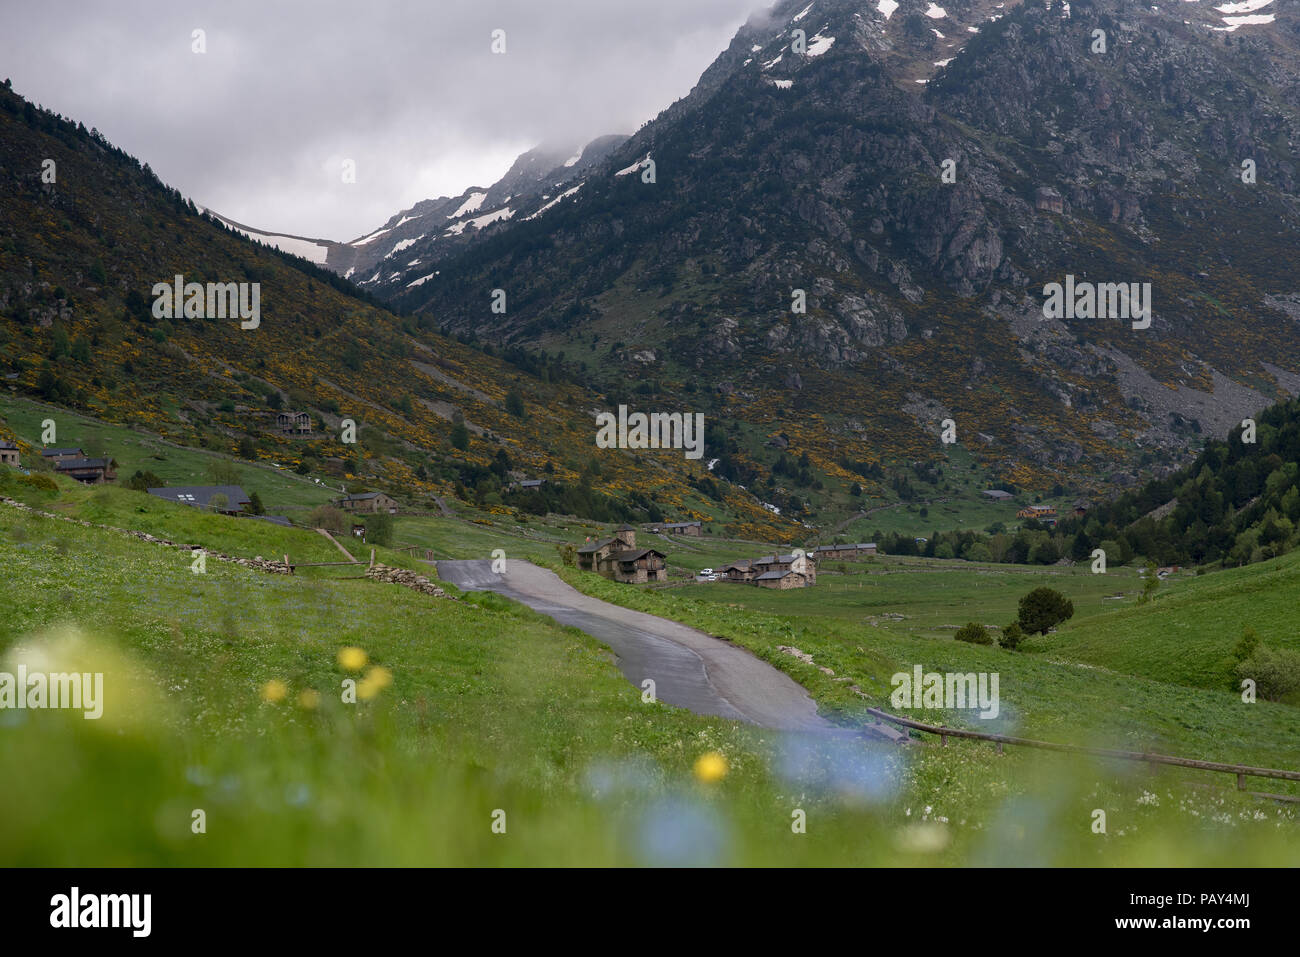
[41, 448, 85, 462]
[755, 569, 813, 589]
[752, 552, 817, 585]
[577, 526, 667, 584]
[1017, 504, 1057, 521]
[649, 520, 702, 537]
[54, 457, 116, 484]
[0, 440, 19, 467]
[812, 543, 876, 560]
[276, 411, 312, 435]
[338, 491, 399, 514]
[720, 559, 756, 583]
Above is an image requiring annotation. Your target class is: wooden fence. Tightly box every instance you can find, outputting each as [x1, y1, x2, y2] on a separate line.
[864, 707, 1300, 803]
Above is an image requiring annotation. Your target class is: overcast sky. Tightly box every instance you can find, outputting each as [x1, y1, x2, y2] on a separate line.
[1, 0, 761, 240]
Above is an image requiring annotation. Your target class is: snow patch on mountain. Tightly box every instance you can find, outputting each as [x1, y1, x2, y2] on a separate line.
[877, 0, 899, 19]
[525, 183, 583, 220]
[444, 207, 515, 236]
[389, 235, 424, 255]
[448, 192, 488, 219]
[616, 154, 652, 177]
[807, 33, 835, 55]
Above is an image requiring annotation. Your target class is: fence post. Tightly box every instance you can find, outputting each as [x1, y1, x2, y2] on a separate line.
[284, 554, 291, 574]
[369, 548, 375, 569]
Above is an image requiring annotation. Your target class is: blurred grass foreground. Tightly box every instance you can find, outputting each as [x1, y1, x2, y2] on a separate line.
[1, 478, 1297, 866]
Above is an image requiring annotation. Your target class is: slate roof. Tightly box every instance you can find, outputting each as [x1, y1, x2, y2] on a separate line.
[755, 569, 801, 581]
[147, 485, 251, 508]
[55, 457, 110, 470]
[609, 548, 665, 562]
[41, 448, 84, 457]
[577, 537, 615, 554]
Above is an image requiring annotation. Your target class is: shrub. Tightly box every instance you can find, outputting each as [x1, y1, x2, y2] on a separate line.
[1138, 560, 1160, 604]
[1017, 587, 1074, 635]
[207, 460, 243, 486]
[307, 505, 347, 534]
[954, 622, 992, 645]
[124, 469, 165, 491]
[364, 512, 393, 547]
[1000, 621, 1024, 650]
[20, 472, 58, 491]
[1235, 646, 1300, 702]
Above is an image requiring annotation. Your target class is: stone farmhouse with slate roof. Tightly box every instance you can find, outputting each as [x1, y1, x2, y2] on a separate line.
[577, 526, 667, 584]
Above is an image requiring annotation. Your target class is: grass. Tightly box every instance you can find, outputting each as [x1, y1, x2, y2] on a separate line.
[551, 561, 1300, 777]
[0, 395, 337, 512]
[667, 553, 1148, 637]
[1033, 551, 1300, 691]
[1, 484, 1297, 865]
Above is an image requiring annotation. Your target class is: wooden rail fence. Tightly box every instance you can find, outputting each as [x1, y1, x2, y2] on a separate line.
[864, 707, 1300, 803]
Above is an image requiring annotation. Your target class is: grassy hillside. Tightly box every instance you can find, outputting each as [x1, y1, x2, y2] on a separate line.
[2, 481, 1297, 864]
[1032, 551, 1300, 692]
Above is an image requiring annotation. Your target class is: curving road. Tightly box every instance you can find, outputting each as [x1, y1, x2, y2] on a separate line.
[437, 559, 835, 732]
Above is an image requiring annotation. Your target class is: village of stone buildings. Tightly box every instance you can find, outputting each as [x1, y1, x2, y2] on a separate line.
[577, 520, 878, 589]
[0, 437, 1106, 589]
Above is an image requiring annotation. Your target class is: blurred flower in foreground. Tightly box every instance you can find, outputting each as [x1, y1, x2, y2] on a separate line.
[260, 679, 288, 704]
[636, 797, 729, 867]
[357, 666, 392, 701]
[773, 731, 903, 805]
[693, 751, 728, 783]
[895, 822, 950, 854]
[337, 646, 367, 671]
[584, 757, 656, 803]
[297, 689, 320, 710]
[4, 625, 168, 733]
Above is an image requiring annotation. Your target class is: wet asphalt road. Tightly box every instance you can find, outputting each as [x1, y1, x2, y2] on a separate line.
[436, 559, 835, 731]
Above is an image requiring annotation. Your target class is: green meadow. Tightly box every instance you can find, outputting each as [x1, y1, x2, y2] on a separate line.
[0, 395, 336, 512]
[1, 471, 1297, 865]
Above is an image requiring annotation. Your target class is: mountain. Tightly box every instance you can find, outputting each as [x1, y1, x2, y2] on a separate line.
[386, 0, 1300, 497]
[204, 134, 629, 291]
[0, 83, 788, 536]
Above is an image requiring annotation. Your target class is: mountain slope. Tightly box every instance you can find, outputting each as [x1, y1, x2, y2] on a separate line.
[0, 83, 786, 536]
[392, 0, 1300, 495]
[205, 134, 630, 291]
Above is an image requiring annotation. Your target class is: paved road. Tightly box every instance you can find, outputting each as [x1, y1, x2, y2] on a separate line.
[437, 559, 835, 732]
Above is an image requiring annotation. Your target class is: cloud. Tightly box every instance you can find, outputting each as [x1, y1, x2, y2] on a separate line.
[0, 0, 761, 238]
